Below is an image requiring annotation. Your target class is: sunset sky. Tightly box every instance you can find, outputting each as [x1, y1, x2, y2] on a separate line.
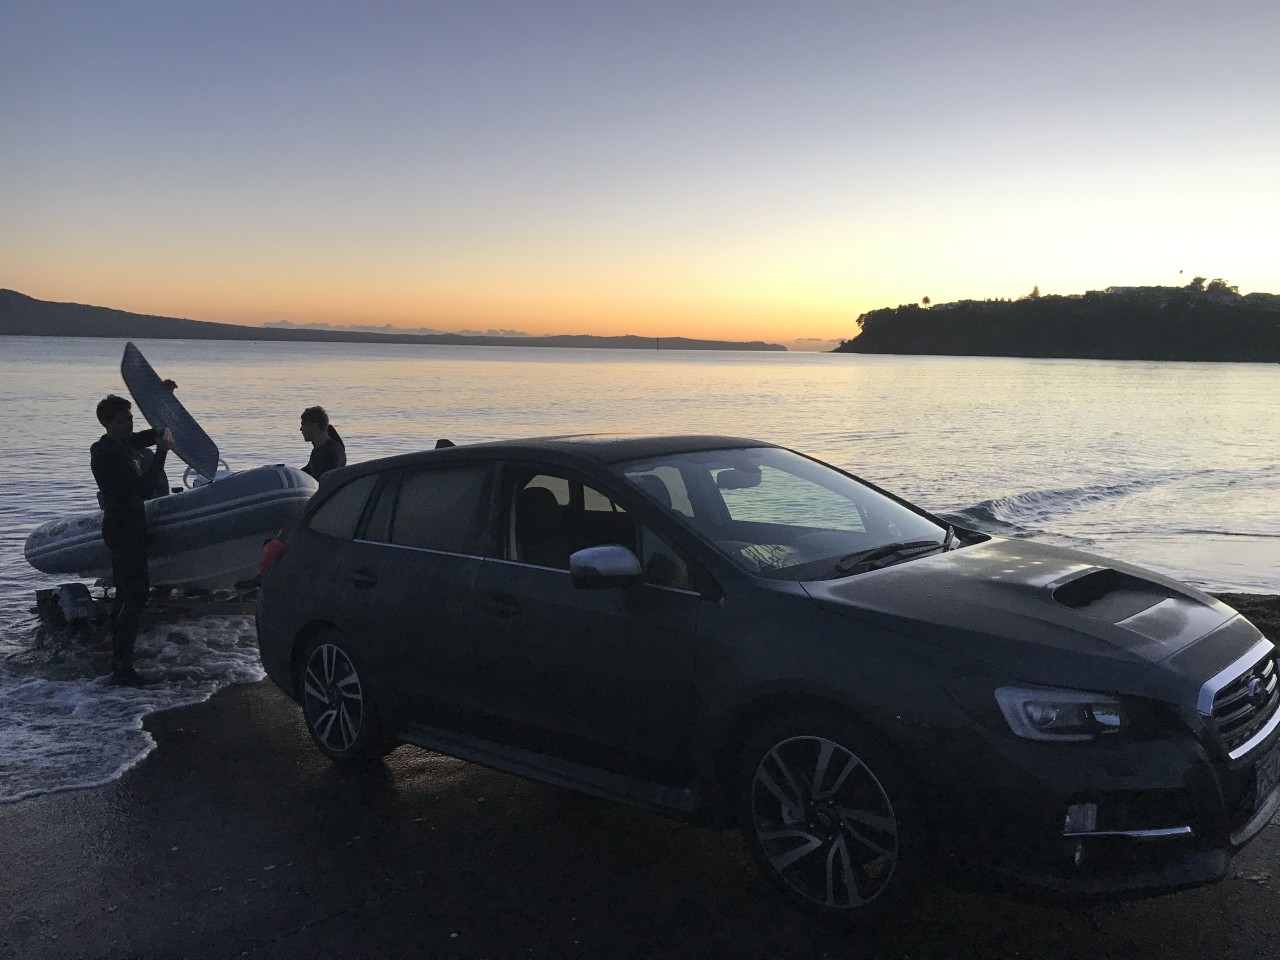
[3, 1, 1278, 350]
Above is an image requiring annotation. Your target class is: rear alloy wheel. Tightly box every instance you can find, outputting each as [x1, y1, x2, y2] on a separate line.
[299, 634, 394, 763]
[740, 717, 921, 923]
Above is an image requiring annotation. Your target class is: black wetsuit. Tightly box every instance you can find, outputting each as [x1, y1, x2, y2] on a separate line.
[90, 430, 168, 673]
[135, 447, 172, 499]
[302, 434, 346, 480]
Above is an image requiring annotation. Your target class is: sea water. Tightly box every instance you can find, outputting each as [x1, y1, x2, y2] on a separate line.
[1, 336, 1277, 802]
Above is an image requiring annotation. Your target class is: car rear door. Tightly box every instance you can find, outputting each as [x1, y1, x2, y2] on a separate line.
[346, 462, 493, 724]
[471, 462, 702, 786]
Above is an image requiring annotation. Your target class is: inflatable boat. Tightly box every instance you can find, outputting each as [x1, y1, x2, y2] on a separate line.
[25, 464, 318, 589]
[26, 342, 320, 590]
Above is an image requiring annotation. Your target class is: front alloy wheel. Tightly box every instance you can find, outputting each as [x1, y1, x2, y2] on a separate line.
[743, 724, 916, 921]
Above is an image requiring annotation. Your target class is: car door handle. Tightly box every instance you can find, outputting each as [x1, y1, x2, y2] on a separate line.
[351, 568, 378, 589]
[481, 596, 522, 620]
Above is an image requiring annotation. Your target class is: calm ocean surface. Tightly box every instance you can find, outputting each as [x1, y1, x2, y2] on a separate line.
[1, 335, 1277, 802]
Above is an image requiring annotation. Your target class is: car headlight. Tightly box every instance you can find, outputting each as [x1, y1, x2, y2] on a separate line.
[994, 686, 1126, 742]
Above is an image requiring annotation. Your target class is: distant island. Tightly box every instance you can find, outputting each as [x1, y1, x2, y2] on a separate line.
[0, 289, 787, 352]
[834, 279, 1280, 362]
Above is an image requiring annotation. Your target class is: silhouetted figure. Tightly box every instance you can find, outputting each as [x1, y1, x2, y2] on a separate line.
[90, 394, 172, 686]
[300, 405, 346, 480]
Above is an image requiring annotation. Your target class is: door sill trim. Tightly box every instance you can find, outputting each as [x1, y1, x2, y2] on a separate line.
[398, 721, 698, 815]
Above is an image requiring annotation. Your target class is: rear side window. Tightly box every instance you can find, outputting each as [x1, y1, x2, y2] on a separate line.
[307, 475, 377, 541]
[391, 466, 489, 554]
[361, 474, 400, 544]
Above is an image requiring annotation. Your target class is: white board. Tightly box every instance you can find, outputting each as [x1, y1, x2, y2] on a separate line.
[120, 342, 220, 480]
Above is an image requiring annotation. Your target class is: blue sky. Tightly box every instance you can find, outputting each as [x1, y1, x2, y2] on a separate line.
[3, 0, 1278, 348]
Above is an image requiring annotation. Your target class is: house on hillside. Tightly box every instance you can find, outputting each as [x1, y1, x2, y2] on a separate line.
[1097, 285, 1177, 300]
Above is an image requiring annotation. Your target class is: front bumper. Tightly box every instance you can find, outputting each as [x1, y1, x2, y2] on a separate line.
[920, 721, 1280, 902]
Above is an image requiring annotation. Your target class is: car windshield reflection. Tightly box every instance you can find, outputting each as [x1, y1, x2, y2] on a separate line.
[615, 446, 947, 580]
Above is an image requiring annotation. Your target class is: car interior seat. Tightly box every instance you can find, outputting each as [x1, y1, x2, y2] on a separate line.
[515, 486, 573, 568]
[632, 474, 673, 510]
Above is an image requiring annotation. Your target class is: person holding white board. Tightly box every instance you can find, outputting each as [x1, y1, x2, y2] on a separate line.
[90, 394, 173, 686]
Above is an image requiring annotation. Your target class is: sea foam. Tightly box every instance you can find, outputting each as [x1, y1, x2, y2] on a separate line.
[0, 616, 264, 804]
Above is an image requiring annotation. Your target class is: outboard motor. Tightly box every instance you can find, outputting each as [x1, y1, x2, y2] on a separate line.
[34, 582, 96, 640]
[58, 582, 94, 624]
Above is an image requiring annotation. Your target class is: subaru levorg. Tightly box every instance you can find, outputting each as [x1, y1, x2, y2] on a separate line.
[255, 435, 1279, 923]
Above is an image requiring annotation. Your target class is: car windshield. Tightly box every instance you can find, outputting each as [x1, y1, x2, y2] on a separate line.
[614, 446, 948, 581]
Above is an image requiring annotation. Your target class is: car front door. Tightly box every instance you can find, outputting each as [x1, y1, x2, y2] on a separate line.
[471, 464, 702, 785]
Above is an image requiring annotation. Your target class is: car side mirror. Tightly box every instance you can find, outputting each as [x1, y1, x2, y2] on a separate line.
[570, 544, 642, 590]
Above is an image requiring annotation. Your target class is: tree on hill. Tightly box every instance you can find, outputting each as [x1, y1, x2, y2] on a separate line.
[832, 284, 1280, 362]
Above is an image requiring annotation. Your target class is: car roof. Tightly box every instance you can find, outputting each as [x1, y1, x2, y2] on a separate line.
[323, 434, 777, 485]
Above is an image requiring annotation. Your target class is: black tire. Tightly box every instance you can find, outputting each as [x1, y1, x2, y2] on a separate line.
[297, 631, 396, 763]
[737, 712, 926, 925]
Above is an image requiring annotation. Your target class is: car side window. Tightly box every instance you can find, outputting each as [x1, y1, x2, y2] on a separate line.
[510, 473, 589, 569]
[508, 470, 689, 588]
[637, 524, 692, 590]
[360, 473, 400, 544]
[307, 475, 378, 541]
[391, 466, 489, 554]
[580, 483, 632, 550]
[510, 472, 633, 568]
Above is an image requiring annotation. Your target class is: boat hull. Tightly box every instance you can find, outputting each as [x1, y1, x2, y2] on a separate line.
[24, 465, 318, 589]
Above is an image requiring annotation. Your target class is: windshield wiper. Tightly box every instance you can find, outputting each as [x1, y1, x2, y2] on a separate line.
[831, 539, 944, 577]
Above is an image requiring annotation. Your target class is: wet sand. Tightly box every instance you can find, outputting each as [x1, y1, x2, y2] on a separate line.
[1, 594, 1277, 960]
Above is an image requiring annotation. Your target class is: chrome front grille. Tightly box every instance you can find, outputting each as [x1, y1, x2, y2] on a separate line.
[1199, 641, 1280, 759]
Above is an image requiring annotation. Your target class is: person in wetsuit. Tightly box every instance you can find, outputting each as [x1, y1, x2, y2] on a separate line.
[300, 405, 346, 480]
[90, 394, 173, 686]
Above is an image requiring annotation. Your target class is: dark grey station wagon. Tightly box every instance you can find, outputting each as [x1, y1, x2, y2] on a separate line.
[256, 435, 1279, 923]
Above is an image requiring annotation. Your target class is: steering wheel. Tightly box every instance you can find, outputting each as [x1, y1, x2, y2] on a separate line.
[183, 459, 230, 489]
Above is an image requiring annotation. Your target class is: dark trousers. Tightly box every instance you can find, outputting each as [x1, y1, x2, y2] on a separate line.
[109, 546, 150, 671]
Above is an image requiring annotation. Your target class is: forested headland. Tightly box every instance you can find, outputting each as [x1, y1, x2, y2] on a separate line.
[835, 279, 1280, 362]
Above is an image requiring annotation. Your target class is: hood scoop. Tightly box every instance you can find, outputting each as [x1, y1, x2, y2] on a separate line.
[1053, 568, 1174, 619]
[1052, 568, 1227, 645]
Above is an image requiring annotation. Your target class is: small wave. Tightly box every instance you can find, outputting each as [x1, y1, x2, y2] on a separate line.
[943, 478, 1159, 538]
[1168, 529, 1280, 540]
[0, 616, 263, 804]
